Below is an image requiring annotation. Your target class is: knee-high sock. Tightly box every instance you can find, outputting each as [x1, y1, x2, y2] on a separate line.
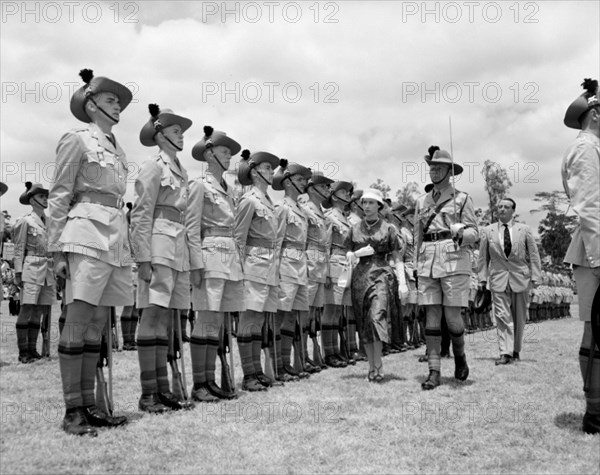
[16, 304, 33, 354]
[81, 307, 107, 407]
[156, 336, 170, 393]
[205, 337, 219, 382]
[580, 323, 600, 416]
[59, 301, 100, 409]
[425, 305, 443, 372]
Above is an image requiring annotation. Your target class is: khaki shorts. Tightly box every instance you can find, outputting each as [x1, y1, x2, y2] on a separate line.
[137, 264, 190, 310]
[65, 253, 133, 307]
[21, 282, 55, 306]
[244, 280, 279, 313]
[573, 266, 600, 322]
[417, 274, 470, 307]
[307, 281, 325, 308]
[324, 284, 352, 306]
[192, 277, 245, 312]
[278, 282, 309, 312]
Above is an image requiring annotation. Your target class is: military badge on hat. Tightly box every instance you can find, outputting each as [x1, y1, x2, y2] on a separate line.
[424, 145, 463, 175]
[323, 180, 353, 209]
[139, 104, 192, 147]
[272, 160, 312, 191]
[70, 69, 133, 123]
[19, 181, 48, 205]
[564, 78, 599, 129]
[192, 126, 241, 161]
[237, 150, 280, 186]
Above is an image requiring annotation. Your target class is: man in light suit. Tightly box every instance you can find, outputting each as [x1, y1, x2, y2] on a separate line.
[478, 198, 541, 365]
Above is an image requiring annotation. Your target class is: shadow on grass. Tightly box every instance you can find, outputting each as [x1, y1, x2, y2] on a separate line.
[413, 375, 475, 389]
[340, 373, 407, 383]
[554, 412, 584, 433]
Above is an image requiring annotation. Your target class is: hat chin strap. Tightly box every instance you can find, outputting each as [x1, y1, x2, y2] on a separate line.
[308, 184, 329, 201]
[164, 136, 183, 152]
[89, 97, 119, 124]
[432, 167, 451, 185]
[285, 176, 306, 195]
[251, 166, 272, 186]
[208, 149, 227, 171]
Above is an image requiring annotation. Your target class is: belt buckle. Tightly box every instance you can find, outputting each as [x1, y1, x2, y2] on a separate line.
[179, 211, 185, 224]
[116, 196, 124, 209]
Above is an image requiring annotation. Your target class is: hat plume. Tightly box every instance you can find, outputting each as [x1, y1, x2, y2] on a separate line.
[79, 69, 94, 84]
[279, 158, 288, 168]
[428, 145, 440, 159]
[148, 103, 160, 118]
[582, 78, 598, 95]
[203, 126, 214, 138]
[241, 149, 251, 160]
[25, 181, 32, 191]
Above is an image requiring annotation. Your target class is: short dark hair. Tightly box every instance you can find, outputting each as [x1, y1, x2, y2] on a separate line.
[499, 198, 516, 210]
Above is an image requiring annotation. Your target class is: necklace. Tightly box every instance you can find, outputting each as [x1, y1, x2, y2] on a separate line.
[364, 217, 379, 230]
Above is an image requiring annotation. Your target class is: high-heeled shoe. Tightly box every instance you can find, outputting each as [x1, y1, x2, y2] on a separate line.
[373, 364, 384, 383]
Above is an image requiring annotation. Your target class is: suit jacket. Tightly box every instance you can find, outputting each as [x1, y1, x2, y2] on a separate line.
[478, 222, 542, 293]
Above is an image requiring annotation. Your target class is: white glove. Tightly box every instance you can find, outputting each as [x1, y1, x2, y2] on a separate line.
[354, 245, 375, 258]
[346, 251, 359, 266]
[450, 223, 465, 237]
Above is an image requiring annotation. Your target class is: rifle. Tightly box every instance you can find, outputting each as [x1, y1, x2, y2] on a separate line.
[339, 306, 350, 360]
[262, 312, 276, 380]
[218, 313, 236, 395]
[95, 314, 113, 416]
[311, 308, 324, 368]
[112, 306, 120, 352]
[41, 304, 51, 357]
[293, 313, 306, 373]
[169, 310, 188, 401]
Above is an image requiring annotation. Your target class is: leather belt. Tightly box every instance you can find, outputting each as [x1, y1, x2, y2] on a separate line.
[246, 237, 277, 248]
[423, 231, 452, 242]
[76, 192, 123, 209]
[154, 207, 185, 224]
[306, 242, 327, 252]
[202, 227, 232, 238]
[282, 240, 305, 251]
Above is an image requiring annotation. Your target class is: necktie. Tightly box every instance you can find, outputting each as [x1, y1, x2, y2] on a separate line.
[503, 224, 511, 257]
[432, 190, 440, 203]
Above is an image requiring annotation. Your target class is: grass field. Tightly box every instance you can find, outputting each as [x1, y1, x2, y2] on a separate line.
[0, 300, 598, 474]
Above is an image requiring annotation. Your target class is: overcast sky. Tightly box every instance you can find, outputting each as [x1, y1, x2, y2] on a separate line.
[1, 0, 599, 234]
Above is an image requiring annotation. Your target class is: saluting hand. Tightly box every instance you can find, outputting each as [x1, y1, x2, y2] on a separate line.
[138, 262, 153, 283]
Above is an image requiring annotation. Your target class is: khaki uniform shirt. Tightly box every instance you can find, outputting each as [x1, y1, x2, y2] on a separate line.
[562, 131, 600, 268]
[233, 186, 279, 286]
[414, 184, 478, 278]
[276, 195, 308, 285]
[187, 171, 243, 280]
[325, 207, 351, 282]
[301, 200, 330, 283]
[131, 151, 197, 272]
[48, 123, 131, 266]
[13, 212, 54, 286]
